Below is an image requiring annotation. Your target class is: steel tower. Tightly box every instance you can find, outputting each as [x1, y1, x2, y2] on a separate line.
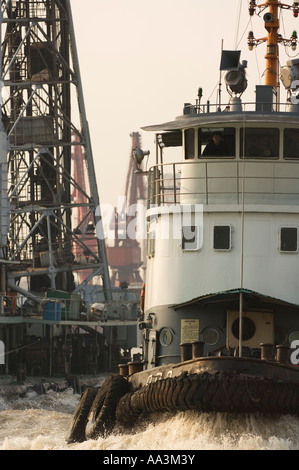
[1, 0, 111, 302]
[107, 132, 146, 287]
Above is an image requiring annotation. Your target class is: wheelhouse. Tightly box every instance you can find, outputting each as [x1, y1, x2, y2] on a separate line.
[145, 114, 299, 209]
[180, 121, 299, 160]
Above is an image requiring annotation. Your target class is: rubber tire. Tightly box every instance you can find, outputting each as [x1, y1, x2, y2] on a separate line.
[85, 375, 129, 440]
[66, 387, 98, 444]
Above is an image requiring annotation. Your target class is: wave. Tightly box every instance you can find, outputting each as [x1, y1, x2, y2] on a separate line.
[0, 399, 298, 450]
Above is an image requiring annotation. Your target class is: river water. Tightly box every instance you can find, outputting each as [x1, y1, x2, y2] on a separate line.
[0, 386, 298, 451]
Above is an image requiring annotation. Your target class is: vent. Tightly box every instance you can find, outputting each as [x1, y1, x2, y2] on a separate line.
[226, 310, 274, 349]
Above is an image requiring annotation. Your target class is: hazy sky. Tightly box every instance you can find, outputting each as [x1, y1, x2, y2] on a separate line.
[70, 0, 299, 208]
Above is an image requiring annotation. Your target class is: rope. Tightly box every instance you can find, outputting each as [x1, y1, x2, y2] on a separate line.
[2, 339, 41, 357]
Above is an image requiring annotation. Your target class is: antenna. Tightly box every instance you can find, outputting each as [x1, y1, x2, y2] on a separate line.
[218, 39, 224, 111]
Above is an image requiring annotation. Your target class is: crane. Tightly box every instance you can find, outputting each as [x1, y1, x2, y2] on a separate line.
[107, 132, 146, 287]
[71, 132, 97, 286]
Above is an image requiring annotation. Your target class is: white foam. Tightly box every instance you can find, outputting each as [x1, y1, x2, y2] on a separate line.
[0, 391, 298, 450]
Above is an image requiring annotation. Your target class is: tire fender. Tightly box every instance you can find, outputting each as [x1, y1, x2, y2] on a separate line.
[85, 375, 129, 440]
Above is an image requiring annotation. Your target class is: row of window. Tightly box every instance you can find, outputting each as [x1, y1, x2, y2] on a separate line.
[147, 224, 298, 257]
[182, 225, 298, 253]
[184, 127, 299, 160]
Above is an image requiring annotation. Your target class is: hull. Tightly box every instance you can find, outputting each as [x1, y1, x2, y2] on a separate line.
[67, 356, 299, 443]
[116, 357, 299, 421]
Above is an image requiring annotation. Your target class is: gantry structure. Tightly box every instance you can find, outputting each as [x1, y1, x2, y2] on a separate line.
[106, 132, 146, 287]
[0, 0, 111, 303]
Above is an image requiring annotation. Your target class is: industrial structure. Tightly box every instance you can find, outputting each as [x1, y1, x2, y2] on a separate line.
[71, 132, 98, 287]
[107, 132, 146, 287]
[0, 0, 138, 378]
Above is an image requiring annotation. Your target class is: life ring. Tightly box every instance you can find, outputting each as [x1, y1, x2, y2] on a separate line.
[140, 283, 145, 313]
[85, 375, 129, 440]
[66, 387, 98, 444]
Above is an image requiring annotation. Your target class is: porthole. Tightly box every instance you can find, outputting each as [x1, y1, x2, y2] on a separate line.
[203, 327, 219, 346]
[275, 326, 287, 345]
[159, 328, 173, 347]
[289, 331, 299, 344]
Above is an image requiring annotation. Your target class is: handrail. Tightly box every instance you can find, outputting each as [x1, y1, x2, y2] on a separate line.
[147, 159, 299, 207]
[183, 100, 294, 115]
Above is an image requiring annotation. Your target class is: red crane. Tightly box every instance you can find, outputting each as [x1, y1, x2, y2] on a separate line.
[71, 132, 98, 285]
[107, 132, 146, 287]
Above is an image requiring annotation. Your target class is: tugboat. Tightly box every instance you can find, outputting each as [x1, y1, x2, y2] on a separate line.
[67, 0, 299, 443]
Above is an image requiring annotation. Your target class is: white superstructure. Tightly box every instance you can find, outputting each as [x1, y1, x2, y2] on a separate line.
[138, 101, 299, 368]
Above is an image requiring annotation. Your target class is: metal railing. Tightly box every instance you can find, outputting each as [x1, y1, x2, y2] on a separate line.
[147, 159, 299, 207]
[1, 286, 141, 321]
[183, 100, 293, 115]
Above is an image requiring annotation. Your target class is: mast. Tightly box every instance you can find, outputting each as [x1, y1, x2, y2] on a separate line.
[264, 0, 280, 89]
[248, 0, 299, 102]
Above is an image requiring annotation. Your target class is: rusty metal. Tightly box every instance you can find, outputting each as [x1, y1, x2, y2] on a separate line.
[1, 0, 111, 303]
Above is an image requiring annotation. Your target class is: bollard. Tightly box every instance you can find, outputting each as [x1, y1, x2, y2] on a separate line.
[276, 344, 290, 364]
[191, 340, 204, 359]
[260, 343, 274, 361]
[127, 361, 144, 375]
[118, 363, 129, 376]
[180, 342, 192, 362]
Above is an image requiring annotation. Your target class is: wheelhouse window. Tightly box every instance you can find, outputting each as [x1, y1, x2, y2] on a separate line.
[199, 127, 235, 157]
[280, 227, 298, 253]
[184, 128, 195, 159]
[240, 128, 279, 158]
[213, 225, 232, 251]
[284, 128, 299, 159]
